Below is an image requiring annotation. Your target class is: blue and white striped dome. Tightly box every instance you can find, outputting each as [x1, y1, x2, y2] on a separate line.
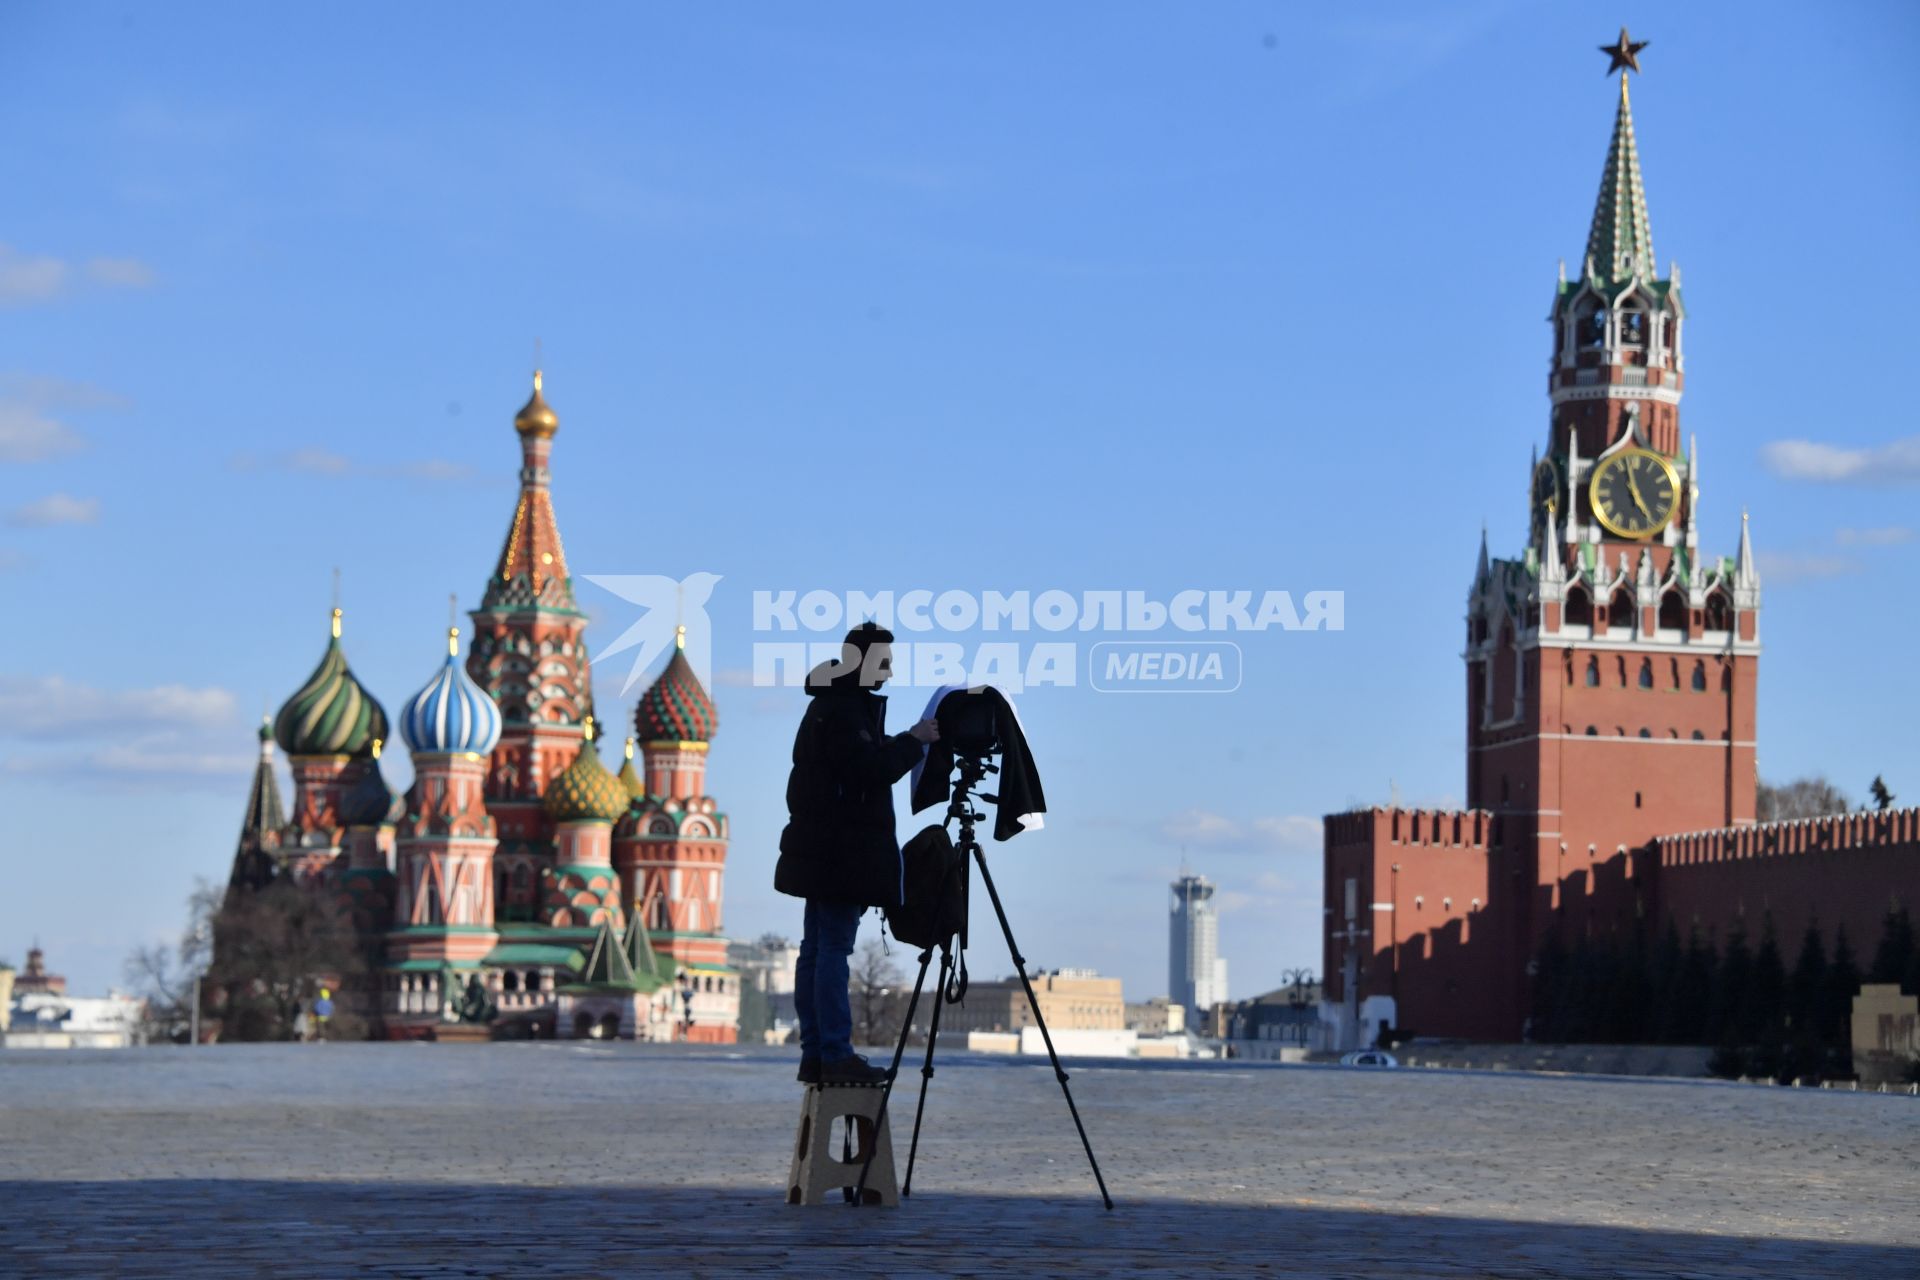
[400, 631, 503, 756]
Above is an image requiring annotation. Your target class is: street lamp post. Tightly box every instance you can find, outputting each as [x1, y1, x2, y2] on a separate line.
[188, 920, 210, 1047]
[1281, 967, 1315, 1047]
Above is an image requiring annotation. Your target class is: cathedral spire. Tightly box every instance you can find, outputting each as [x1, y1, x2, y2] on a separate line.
[484, 372, 575, 612]
[1586, 70, 1655, 286]
[227, 716, 287, 896]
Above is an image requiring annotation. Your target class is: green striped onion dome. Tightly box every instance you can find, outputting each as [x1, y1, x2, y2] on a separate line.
[634, 646, 717, 743]
[274, 615, 389, 758]
[543, 733, 631, 825]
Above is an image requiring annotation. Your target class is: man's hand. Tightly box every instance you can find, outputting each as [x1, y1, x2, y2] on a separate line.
[908, 719, 941, 744]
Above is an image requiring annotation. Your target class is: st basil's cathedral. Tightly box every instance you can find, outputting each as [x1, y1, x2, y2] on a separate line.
[226, 374, 739, 1041]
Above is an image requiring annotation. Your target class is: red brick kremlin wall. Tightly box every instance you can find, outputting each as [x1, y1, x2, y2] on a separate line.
[1327, 805, 1920, 1041]
[1655, 807, 1920, 953]
[1324, 808, 1523, 1041]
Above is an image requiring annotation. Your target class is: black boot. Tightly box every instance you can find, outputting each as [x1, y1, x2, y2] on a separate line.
[820, 1053, 890, 1086]
[796, 1057, 821, 1084]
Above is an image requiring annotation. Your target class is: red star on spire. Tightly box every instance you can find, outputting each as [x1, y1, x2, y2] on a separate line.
[1599, 26, 1649, 76]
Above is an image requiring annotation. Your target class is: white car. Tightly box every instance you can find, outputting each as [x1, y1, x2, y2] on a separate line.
[1338, 1050, 1399, 1068]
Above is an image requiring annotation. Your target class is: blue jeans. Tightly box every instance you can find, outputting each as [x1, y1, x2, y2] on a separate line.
[794, 899, 863, 1062]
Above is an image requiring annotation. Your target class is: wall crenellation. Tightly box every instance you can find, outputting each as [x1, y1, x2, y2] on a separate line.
[1658, 807, 1920, 867]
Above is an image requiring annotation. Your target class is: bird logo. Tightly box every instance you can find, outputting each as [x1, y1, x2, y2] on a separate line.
[582, 571, 722, 695]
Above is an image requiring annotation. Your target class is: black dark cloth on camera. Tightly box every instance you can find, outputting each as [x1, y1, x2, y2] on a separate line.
[909, 684, 1046, 842]
[774, 659, 926, 909]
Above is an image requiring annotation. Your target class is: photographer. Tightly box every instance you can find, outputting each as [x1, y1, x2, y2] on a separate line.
[775, 623, 938, 1086]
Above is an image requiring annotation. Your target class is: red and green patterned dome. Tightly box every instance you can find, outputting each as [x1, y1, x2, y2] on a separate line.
[635, 635, 717, 744]
[542, 721, 631, 825]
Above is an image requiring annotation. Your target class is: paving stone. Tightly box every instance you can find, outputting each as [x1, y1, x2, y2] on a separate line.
[0, 1043, 1915, 1276]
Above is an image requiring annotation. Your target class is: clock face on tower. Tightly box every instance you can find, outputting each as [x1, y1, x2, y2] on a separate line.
[1588, 447, 1679, 540]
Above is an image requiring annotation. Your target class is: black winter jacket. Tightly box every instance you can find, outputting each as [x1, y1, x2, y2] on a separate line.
[774, 663, 927, 908]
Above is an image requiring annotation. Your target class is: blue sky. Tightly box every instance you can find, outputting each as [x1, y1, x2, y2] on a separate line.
[3, 3, 1916, 1002]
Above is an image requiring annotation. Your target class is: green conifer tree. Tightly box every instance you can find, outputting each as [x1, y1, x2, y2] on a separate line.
[1606, 919, 1650, 1043]
[1787, 919, 1827, 1034]
[1648, 918, 1684, 1043]
[1824, 924, 1863, 1049]
[1744, 914, 1788, 1075]
[1672, 924, 1716, 1045]
[1868, 904, 1914, 987]
[1785, 919, 1830, 1079]
[1711, 919, 1753, 1046]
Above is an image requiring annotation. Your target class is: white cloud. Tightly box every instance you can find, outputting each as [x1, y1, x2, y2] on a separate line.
[1212, 868, 1317, 918]
[0, 676, 239, 740]
[283, 448, 352, 476]
[0, 245, 68, 304]
[1250, 815, 1322, 851]
[0, 245, 155, 305]
[91, 740, 254, 776]
[1, 736, 256, 784]
[0, 403, 87, 462]
[1755, 552, 1859, 585]
[1159, 807, 1321, 854]
[392, 458, 473, 482]
[85, 258, 156, 289]
[1836, 526, 1914, 547]
[231, 449, 475, 482]
[1162, 807, 1243, 846]
[1761, 437, 1920, 485]
[6, 493, 100, 528]
[0, 374, 131, 411]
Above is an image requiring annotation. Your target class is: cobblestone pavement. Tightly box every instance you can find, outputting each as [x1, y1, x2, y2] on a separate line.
[1, 1043, 1915, 1277]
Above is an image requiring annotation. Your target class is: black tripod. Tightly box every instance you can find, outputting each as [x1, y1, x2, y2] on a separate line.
[855, 753, 1114, 1210]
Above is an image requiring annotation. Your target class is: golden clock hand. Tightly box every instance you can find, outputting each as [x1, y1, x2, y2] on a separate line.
[1625, 468, 1652, 519]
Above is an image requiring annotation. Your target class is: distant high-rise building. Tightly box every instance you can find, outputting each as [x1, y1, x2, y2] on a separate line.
[1169, 874, 1226, 1025]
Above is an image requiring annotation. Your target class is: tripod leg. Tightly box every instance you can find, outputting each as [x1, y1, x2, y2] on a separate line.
[901, 948, 953, 1197]
[971, 847, 1116, 1211]
[853, 946, 930, 1206]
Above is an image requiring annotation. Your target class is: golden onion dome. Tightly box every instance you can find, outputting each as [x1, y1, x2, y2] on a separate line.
[617, 736, 646, 800]
[514, 370, 559, 438]
[542, 717, 630, 825]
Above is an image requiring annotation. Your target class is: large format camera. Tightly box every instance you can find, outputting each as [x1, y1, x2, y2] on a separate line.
[854, 683, 1109, 1210]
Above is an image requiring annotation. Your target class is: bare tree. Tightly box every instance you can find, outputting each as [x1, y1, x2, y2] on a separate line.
[850, 938, 905, 1049]
[122, 880, 221, 1043]
[206, 882, 370, 1041]
[1756, 776, 1851, 823]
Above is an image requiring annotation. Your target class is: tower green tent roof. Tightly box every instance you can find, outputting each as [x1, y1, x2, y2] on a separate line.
[558, 916, 670, 994]
[1586, 75, 1654, 288]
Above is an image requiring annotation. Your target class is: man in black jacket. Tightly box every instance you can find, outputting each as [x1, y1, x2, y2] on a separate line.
[775, 623, 938, 1085]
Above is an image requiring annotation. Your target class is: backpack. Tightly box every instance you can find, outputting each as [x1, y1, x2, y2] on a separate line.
[887, 823, 967, 950]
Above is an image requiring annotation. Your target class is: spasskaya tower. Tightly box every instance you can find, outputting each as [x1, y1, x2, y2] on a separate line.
[1465, 38, 1763, 954]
